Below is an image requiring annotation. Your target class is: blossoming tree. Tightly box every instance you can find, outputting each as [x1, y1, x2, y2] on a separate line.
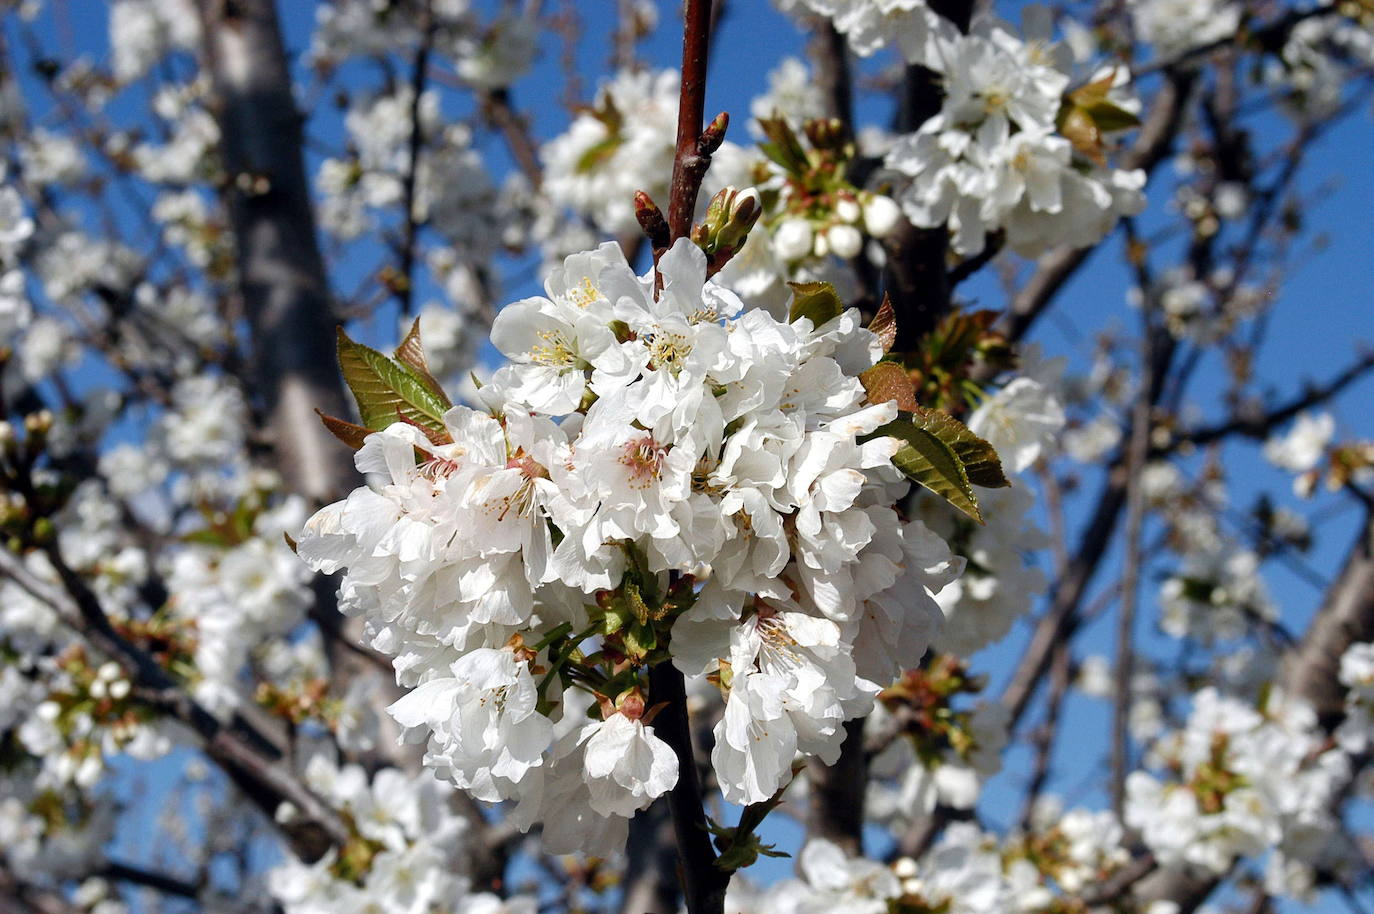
[2, 1, 1374, 913]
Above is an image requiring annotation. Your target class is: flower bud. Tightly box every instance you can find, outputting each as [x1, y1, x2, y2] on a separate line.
[694, 185, 762, 260]
[774, 218, 813, 261]
[862, 194, 902, 238]
[826, 223, 863, 259]
[835, 197, 861, 224]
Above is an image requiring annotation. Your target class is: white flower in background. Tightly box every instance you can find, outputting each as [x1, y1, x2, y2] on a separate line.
[19, 129, 85, 186]
[1160, 546, 1275, 643]
[749, 57, 827, 131]
[1335, 642, 1374, 754]
[1263, 412, 1334, 474]
[968, 376, 1065, 474]
[1125, 688, 1349, 888]
[543, 69, 679, 234]
[789, 0, 949, 67]
[108, 0, 200, 83]
[886, 18, 1144, 257]
[268, 756, 536, 914]
[1130, 0, 1240, 61]
[452, 14, 537, 89]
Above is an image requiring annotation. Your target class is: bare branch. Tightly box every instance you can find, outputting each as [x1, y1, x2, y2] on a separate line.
[666, 0, 717, 243]
[647, 661, 729, 914]
[397, 0, 438, 317]
[1169, 350, 1374, 452]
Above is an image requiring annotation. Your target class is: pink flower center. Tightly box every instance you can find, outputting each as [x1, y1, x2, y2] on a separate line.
[619, 435, 667, 489]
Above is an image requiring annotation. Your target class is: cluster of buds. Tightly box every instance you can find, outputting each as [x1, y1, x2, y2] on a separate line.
[30, 649, 152, 787]
[879, 654, 987, 768]
[754, 115, 903, 262]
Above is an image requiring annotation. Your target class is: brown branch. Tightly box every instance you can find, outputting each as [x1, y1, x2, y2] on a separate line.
[101, 861, 201, 900]
[879, 0, 976, 348]
[809, 19, 853, 136]
[806, 718, 868, 856]
[618, 800, 681, 914]
[482, 87, 543, 191]
[1000, 328, 1180, 733]
[1017, 640, 1072, 831]
[1079, 852, 1158, 907]
[397, 0, 437, 317]
[1112, 255, 1158, 817]
[647, 662, 729, 914]
[1168, 350, 1374, 452]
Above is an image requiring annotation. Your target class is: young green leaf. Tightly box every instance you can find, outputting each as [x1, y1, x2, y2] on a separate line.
[908, 406, 1009, 490]
[879, 417, 984, 524]
[787, 280, 844, 327]
[394, 318, 449, 404]
[336, 327, 452, 438]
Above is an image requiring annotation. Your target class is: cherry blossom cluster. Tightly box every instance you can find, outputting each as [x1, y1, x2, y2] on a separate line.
[542, 69, 681, 236]
[784, 0, 948, 67]
[297, 237, 963, 852]
[727, 807, 1131, 914]
[269, 755, 535, 914]
[1125, 687, 1355, 898]
[885, 13, 1147, 257]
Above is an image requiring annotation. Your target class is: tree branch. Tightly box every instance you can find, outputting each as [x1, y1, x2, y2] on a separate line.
[1168, 350, 1374, 452]
[397, 0, 437, 317]
[666, 0, 716, 243]
[647, 662, 729, 914]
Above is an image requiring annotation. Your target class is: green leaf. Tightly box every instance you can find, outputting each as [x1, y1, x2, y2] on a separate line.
[575, 135, 623, 174]
[336, 327, 452, 438]
[622, 622, 657, 659]
[756, 114, 810, 176]
[875, 408, 1009, 523]
[787, 281, 844, 327]
[908, 406, 1010, 490]
[879, 417, 983, 524]
[1084, 99, 1141, 132]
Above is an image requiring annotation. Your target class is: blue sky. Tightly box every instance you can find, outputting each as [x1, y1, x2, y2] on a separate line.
[9, 0, 1374, 910]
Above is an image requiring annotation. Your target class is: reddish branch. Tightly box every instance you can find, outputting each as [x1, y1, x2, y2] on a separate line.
[666, 0, 718, 242]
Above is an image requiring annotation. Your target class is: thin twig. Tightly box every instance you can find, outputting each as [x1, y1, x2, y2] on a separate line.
[397, 0, 437, 317]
